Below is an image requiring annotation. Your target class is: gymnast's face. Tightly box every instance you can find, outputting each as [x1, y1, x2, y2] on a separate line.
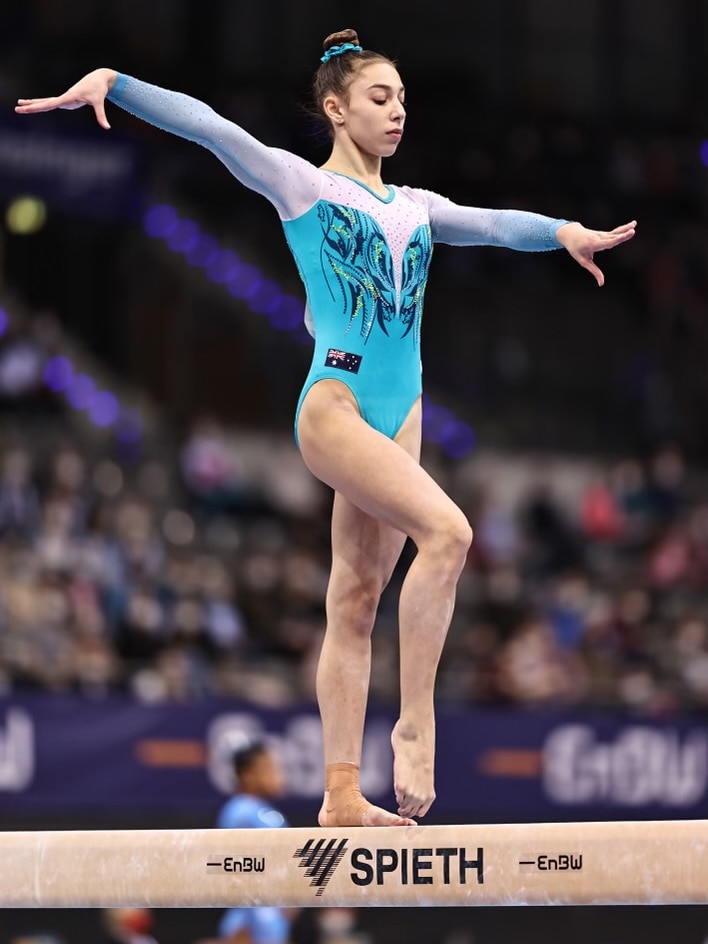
[327, 61, 406, 157]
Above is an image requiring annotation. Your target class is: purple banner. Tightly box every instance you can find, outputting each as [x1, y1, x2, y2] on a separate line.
[0, 695, 705, 821]
[0, 117, 141, 220]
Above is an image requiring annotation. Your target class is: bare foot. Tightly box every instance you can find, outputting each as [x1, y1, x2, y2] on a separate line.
[318, 791, 415, 827]
[391, 719, 436, 818]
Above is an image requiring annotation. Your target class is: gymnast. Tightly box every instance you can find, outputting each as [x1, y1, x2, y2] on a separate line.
[16, 27, 636, 828]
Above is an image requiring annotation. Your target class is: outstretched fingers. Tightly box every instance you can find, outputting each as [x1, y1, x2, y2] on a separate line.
[573, 220, 637, 286]
[596, 221, 637, 250]
[581, 258, 605, 287]
[15, 97, 62, 113]
[16, 88, 111, 129]
[609, 220, 638, 234]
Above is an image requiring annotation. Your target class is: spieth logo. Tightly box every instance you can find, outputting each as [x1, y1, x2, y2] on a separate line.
[293, 838, 349, 897]
[294, 840, 485, 897]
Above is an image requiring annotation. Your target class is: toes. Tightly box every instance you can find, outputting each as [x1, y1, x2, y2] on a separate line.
[397, 797, 419, 818]
[419, 792, 435, 817]
[397, 792, 435, 819]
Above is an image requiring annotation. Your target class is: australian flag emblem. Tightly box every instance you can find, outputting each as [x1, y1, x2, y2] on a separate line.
[325, 349, 362, 373]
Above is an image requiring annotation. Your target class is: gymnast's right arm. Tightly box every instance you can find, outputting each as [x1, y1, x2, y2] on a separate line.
[16, 68, 321, 220]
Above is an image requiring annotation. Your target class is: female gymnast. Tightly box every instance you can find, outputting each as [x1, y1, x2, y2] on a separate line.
[16, 28, 636, 828]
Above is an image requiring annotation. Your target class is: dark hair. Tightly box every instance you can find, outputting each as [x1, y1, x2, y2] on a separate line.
[312, 28, 395, 130]
[231, 739, 267, 777]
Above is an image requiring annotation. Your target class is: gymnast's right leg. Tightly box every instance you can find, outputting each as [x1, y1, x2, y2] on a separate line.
[317, 489, 410, 827]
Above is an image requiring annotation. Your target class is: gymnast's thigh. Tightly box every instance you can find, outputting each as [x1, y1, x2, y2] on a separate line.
[297, 386, 460, 545]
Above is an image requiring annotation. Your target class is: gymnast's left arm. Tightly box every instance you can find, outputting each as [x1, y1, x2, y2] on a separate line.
[418, 189, 636, 287]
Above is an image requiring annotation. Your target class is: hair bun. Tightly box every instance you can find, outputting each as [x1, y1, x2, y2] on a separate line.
[323, 28, 360, 52]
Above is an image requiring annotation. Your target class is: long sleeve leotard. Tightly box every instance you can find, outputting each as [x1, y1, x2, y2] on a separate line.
[108, 74, 568, 441]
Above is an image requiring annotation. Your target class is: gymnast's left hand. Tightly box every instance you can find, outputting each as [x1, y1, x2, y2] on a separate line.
[555, 219, 636, 287]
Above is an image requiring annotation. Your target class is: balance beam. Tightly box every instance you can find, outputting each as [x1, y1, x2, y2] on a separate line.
[0, 820, 705, 908]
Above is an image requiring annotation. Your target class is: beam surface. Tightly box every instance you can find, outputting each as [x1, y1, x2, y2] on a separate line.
[0, 820, 705, 908]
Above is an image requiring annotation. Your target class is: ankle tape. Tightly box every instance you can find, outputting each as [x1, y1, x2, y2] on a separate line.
[324, 762, 370, 825]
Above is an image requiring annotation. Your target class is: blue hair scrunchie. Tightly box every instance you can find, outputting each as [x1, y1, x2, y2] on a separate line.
[320, 42, 363, 63]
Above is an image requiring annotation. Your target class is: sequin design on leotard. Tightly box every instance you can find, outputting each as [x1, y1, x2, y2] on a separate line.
[399, 223, 433, 346]
[317, 201, 431, 347]
[286, 185, 433, 442]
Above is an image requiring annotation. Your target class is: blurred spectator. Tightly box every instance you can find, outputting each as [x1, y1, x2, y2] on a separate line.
[101, 908, 159, 944]
[610, 458, 655, 552]
[197, 737, 294, 944]
[647, 443, 688, 528]
[470, 486, 521, 569]
[579, 474, 624, 543]
[180, 416, 269, 520]
[495, 618, 588, 706]
[295, 908, 371, 944]
[520, 480, 584, 578]
[0, 446, 42, 539]
[45, 443, 93, 534]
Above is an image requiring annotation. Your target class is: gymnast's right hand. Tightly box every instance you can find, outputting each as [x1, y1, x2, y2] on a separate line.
[15, 68, 117, 130]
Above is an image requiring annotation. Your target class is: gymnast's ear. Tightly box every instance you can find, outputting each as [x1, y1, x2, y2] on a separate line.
[322, 93, 345, 126]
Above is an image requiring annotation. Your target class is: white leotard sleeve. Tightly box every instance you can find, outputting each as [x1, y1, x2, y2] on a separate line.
[411, 188, 568, 251]
[107, 73, 322, 221]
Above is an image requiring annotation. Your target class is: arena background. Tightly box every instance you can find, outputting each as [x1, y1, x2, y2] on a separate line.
[0, 1, 707, 941]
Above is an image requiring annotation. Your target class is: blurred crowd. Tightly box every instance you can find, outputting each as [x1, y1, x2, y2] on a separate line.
[446, 443, 708, 714]
[0, 405, 707, 717]
[0, 419, 328, 706]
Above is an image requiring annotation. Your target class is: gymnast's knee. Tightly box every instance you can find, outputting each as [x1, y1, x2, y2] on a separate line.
[430, 509, 473, 569]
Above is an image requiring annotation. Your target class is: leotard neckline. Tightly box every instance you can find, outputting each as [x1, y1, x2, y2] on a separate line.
[322, 170, 395, 204]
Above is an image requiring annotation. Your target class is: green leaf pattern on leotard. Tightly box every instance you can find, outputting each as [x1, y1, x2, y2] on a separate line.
[318, 202, 432, 344]
[399, 224, 433, 346]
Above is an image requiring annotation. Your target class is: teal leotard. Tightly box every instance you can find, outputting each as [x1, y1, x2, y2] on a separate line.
[284, 175, 432, 441]
[108, 74, 568, 444]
